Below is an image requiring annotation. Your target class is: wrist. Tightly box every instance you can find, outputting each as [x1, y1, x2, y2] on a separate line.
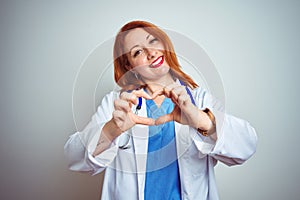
[103, 119, 123, 141]
[197, 108, 216, 136]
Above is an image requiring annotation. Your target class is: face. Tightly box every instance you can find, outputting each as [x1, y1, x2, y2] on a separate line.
[123, 28, 171, 83]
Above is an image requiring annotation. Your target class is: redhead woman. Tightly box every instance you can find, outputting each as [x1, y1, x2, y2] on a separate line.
[64, 20, 257, 200]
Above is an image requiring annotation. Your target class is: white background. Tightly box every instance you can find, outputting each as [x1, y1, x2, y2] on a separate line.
[0, 1, 299, 199]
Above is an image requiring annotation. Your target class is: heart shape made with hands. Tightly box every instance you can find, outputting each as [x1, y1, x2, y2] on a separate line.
[127, 86, 195, 127]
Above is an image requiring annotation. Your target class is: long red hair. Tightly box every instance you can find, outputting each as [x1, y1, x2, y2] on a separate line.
[113, 20, 198, 90]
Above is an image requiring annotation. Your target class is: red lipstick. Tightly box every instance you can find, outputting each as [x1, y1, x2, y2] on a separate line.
[150, 56, 164, 68]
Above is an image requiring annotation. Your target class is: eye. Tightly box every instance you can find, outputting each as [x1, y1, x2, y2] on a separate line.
[133, 49, 143, 58]
[149, 38, 158, 44]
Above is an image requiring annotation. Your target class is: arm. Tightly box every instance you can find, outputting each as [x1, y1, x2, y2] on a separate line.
[92, 119, 122, 157]
[64, 91, 119, 175]
[92, 88, 154, 156]
[192, 88, 258, 166]
[64, 89, 155, 174]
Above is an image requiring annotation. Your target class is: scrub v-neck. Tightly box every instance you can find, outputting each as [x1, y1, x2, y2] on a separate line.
[144, 97, 181, 200]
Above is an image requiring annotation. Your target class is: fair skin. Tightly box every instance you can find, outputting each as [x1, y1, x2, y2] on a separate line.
[93, 28, 215, 156]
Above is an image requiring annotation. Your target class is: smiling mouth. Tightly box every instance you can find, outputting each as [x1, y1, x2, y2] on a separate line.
[150, 56, 164, 68]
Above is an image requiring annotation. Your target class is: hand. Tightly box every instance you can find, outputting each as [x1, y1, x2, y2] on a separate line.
[153, 83, 212, 131]
[94, 89, 155, 156]
[112, 89, 155, 134]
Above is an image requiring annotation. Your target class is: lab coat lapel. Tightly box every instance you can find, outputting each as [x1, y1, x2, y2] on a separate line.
[131, 97, 148, 200]
[175, 122, 190, 160]
[175, 78, 193, 154]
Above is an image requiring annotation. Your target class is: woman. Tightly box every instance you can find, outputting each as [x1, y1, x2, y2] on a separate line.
[64, 20, 257, 200]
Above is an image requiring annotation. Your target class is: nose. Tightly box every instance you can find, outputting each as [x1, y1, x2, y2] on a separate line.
[146, 48, 157, 59]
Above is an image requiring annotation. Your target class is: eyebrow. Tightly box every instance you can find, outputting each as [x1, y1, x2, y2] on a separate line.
[146, 34, 151, 40]
[129, 34, 152, 53]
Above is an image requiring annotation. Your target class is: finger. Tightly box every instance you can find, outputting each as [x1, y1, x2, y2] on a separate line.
[132, 89, 152, 99]
[114, 99, 131, 112]
[151, 88, 165, 99]
[155, 113, 174, 125]
[172, 85, 186, 96]
[151, 83, 181, 99]
[120, 92, 138, 105]
[173, 84, 188, 97]
[163, 85, 172, 98]
[170, 90, 179, 101]
[164, 83, 182, 98]
[113, 110, 126, 121]
[177, 93, 190, 106]
[165, 83, 181, 91]
[132, 115, 155, 125]
[151, 85, 176, 99]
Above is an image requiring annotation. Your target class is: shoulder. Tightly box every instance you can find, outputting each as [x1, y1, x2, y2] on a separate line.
[103, 90, 119, 101]
[186, 87, 206, 109]
[191, 87, 225, 112]
[96, 90, 120, 110]
[191, 87, 208, 100]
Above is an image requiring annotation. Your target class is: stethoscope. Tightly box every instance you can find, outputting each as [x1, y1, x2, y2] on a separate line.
[118, 80, 195, 150]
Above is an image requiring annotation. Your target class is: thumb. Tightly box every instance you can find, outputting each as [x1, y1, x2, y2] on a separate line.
[133, 115, 155, 126]
[155, 113, 174, 125]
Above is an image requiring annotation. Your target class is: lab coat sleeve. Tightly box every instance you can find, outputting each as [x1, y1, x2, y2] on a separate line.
[64, 91, 119, 175]
[192, 88, 258, 166]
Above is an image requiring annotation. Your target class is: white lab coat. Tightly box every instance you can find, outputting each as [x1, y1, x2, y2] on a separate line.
[64, 86, 257, 200]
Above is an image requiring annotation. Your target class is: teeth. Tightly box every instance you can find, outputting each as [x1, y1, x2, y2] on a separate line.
[151, 57, 162, 67]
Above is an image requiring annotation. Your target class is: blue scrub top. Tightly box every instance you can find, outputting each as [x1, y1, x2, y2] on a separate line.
[144, 98, 181, 200]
